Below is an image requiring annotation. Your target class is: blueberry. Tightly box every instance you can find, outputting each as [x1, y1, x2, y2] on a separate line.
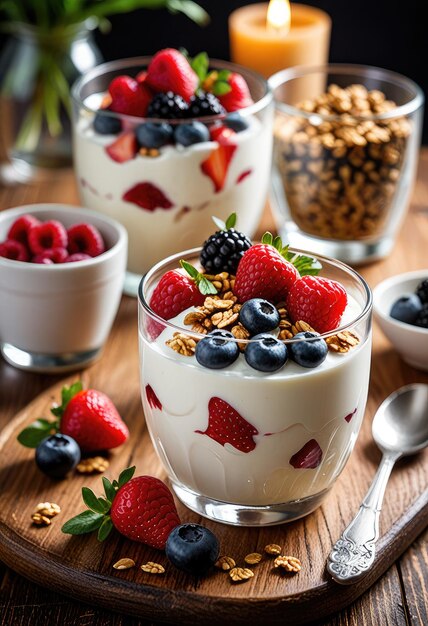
[166, 523, 220, 576]
[239, 298, 280, 335]
[225, 112, 249, 133]
[390, 294, 423, 324]
[245, 333, 288, 372]
[35, 434, 81, 479]
[288, 331, 328, 368]
[195, 330, 239, 369]
[93, 112, 122, 135]
[174, 121, 210, 146]
[415, 303, 428, 328]
[136, 122, 173, 149]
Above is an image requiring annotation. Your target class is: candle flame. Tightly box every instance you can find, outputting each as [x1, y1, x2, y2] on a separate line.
[267, 0, 291, 33]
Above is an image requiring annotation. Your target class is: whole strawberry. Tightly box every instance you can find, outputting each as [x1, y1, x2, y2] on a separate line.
[149, 261, 216, 321]
[62, 467, 181, 549]
[286, 275, 348, 333]
[146, 48, 198, 102]
[218, 72, 253, 112]
[17, 382, 128, 453]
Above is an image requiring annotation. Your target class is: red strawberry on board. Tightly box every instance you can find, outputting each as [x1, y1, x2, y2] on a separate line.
[289, 439, 323, 469]
[109, 75, 151, 117]
[105, 131, 138, 163]
[218, 73, 253, 112]
[122, 182, 173, 211]
[146, 48, 198, 102]
[286, 275, 348, 334]
[200, 143, 237, 192]
[17, 382, 129, 452]
[195, 397, 259, 453]
[146, 384, 162, 410]
[62, 466, 181, 549]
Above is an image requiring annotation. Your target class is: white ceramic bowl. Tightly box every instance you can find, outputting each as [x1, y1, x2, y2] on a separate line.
[373, 269, 428, 371]
[0, 203, 127, 372]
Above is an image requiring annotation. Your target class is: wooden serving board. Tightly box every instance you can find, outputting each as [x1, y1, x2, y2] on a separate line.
[0, 359, 427, 626]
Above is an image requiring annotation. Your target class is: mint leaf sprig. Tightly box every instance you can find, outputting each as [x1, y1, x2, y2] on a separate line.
[17, 381, 83, 448]
[211, 212, 237, 232]
[62, 466, 136, 541]
[261, 232, 322, 277]
[189, 52, 231, 96]
[180, 260, 217, 295]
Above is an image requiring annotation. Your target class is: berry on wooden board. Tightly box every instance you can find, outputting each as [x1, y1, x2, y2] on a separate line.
[62, 466, 181, 549]
[17, 381, 128, 453]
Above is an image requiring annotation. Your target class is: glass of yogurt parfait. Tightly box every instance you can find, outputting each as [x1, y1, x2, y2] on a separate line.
[71, 49, 274, 296]
[138, 224, 373, 526]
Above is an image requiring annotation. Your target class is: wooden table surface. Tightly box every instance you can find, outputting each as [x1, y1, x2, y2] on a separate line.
[0, 150, 427, 625]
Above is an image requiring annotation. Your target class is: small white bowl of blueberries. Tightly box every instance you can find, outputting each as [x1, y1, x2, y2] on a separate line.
[373, 270, 428, 371]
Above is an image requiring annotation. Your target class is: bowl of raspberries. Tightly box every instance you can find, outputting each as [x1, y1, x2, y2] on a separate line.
[373, 270, 428, 371]
[0, 204, 127, 372]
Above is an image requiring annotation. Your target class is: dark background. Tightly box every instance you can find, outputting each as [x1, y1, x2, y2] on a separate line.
[1, 0, 426, 140]
[93, 0, 427, 141]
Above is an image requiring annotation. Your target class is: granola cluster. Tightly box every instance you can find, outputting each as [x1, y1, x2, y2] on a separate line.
[274, 83, 411, 241]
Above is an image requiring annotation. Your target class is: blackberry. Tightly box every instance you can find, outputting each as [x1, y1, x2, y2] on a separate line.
[415, 303, 428, 328]
[147, 91, 188, 119]
[187, 92, 225, 118]
[200, 227, 252, 274]
[415, 278, 428, 304]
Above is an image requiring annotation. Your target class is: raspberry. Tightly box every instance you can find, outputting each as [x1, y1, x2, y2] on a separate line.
[149, 269, 205, 320]
[67, 223, 105, 257]
[66, 253, 92, 262]
[28, 220, 68, 255]
[32, 247, 68, 264]
[32, 256, 54, 265]
[286, 275, 348, 333]
[7, 214, 40, 247]
[0, 239, 29, 261]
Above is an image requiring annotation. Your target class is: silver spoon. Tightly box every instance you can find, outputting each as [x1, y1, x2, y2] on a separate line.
[327, 384, 428, 584]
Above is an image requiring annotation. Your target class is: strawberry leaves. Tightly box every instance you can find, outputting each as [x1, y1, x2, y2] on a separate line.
[17, 381, 83, 448]
[212, 212, 237, 232]
[261, 232, 322, 277]
[180, 260, 217, 295]
[62, 466, 136, 541]
[189, 51, 231, 95]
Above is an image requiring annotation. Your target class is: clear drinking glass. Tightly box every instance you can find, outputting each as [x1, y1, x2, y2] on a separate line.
[270, 64, 424, 265]
[138, 248, 372, 526]
[71, 58, 274, 296]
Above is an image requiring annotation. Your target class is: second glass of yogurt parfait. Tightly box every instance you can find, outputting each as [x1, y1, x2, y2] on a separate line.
[138, 247, 372, 526]
[71, 54, 274, 296]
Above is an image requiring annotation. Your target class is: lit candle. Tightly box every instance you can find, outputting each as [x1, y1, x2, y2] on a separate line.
[229, 1, 331, 79]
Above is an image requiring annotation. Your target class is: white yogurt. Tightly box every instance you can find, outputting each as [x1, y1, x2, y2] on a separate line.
[73, 103, 273, 275]
[139, 298, 372, 506]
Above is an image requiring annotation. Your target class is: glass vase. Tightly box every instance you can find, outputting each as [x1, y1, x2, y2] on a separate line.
[0, 21, 103, 182]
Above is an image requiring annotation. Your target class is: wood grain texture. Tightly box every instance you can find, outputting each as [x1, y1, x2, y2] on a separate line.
[0, 375, 427, 626]
[0, 152, 428, 625]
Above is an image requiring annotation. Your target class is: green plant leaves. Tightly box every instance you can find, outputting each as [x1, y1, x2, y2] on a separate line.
[102, 477, 117, 502]
[62, 510, 105, 535]
[191, 51, 209, 83]
[180, 260, 218, 296]
[17, 418, 57, 448]
[97, 516, 114, 541]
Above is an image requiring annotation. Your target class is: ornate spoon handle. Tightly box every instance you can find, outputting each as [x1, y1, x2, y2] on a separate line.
[327, 451, 401, 584]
